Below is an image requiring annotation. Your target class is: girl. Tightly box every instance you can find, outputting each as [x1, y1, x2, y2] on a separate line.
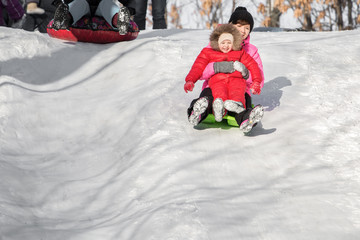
[186, 7, 265, 133]
[184, 24, 262, 123]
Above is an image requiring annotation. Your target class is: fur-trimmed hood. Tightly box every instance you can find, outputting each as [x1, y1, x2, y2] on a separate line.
[210, 24, 242, 51]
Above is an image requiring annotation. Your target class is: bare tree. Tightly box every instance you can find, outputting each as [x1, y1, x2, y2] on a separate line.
[232, 0, 236, 12]
[333, 0, 344, 30]
[166, 0, 360, 30]
[258, 0, 360, 31]
[169, 4, 182, 29]
[257, 0, 281, 27]
[347, 0, 353, 28]
[196, 0, 223, 29]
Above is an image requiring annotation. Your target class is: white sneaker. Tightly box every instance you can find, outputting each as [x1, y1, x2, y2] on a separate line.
[213, 98, 225, 122]
[224, 100, 245, 113]
[188, 97, 209, 126]
[27, 7, 45, 15]
[239, 105, 264, 133]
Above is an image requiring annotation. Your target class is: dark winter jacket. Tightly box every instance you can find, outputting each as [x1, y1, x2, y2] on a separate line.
[0, 0, 25, 26]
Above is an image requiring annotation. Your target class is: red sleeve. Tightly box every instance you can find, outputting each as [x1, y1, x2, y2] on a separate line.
[185, 49, 211, 83]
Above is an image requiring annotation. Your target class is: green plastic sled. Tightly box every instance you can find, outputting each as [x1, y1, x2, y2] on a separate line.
[202, 114, 239, 127]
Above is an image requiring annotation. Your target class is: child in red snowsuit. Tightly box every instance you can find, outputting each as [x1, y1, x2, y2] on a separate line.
[185, 24, 262, 122]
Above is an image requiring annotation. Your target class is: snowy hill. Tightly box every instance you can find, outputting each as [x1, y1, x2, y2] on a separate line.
[1, 27, 360, 240]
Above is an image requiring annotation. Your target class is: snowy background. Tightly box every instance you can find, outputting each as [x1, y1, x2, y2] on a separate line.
[1, 26, 360, 240]
[165, 0, 302, 29]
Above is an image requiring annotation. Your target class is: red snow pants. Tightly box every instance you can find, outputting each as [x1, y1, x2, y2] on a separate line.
[209, 74, 247, 108]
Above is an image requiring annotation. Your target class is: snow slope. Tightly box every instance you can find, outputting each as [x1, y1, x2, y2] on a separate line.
[1, 27, 360, 240]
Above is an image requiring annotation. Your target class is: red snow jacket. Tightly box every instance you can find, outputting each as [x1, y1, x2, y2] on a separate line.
[185, 47, 262, 95]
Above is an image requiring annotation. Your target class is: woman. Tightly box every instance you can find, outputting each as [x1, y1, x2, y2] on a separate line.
[184, 24, 263, 123]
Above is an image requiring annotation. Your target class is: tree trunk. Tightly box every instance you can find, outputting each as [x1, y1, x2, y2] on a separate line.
[266, 0, 272, 17]
[334, 0, 344, 30]
[347, 0, 353, 28]
[304, 4, 313, 31]
[269, 7, 281, 27]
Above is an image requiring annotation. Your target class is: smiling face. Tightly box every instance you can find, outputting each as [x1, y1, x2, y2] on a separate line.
[217, 33, 234, 53]
[219, 39, 233, 53]
[210, 24, 242, 52]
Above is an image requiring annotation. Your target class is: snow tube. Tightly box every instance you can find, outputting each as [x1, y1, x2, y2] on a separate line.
[47, 16, 139, 43]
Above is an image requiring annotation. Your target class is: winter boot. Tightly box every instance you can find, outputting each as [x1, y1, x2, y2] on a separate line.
[239, 105, 264, 133]
[52, 1, 72, 30]
[213, 98, 225, 122]
[188, 97, 209, 126]
[224, 100, 245, 114]
[117, 6, 131, 35]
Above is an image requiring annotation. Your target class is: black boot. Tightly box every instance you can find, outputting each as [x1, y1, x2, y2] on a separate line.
[52, 0, 73, 30]
[117, 6, 131, 35]
[237, 105, 264, 133]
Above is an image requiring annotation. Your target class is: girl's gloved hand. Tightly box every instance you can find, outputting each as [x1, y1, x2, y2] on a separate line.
[184, 81, 195, 93]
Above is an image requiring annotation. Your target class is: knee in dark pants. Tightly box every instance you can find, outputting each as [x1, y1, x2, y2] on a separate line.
[187, 88, 214, 122]
[234, 93, 253, 125]
[245, 92, 252, 109]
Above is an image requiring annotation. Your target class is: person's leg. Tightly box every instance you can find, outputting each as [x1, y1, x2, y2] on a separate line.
[151, 0, 166, 29]
[0, 2, 5, 26]
[210, 81, 227, 122]
[209, 79, 227, 101]
[228, 80, 246, 106]
[238, 105, 264, 133]
[245, 92, 252, 109]
[52, 0, 81, 30]
[68, 0, 90, 24]
[213, 97, 225, 122]
[225, 79, 246, 113]
[134, 0, 147, 30]
[97, 0, 131, 35]
[96, 0, 118, 27]
[234, 93, 252, 124]
[5, 0, 25, 21]
[234, 93, 264, 132]
[187, 88, 214, 126]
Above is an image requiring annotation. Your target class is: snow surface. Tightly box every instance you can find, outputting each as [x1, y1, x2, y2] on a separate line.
[1, 27, 360, 240]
